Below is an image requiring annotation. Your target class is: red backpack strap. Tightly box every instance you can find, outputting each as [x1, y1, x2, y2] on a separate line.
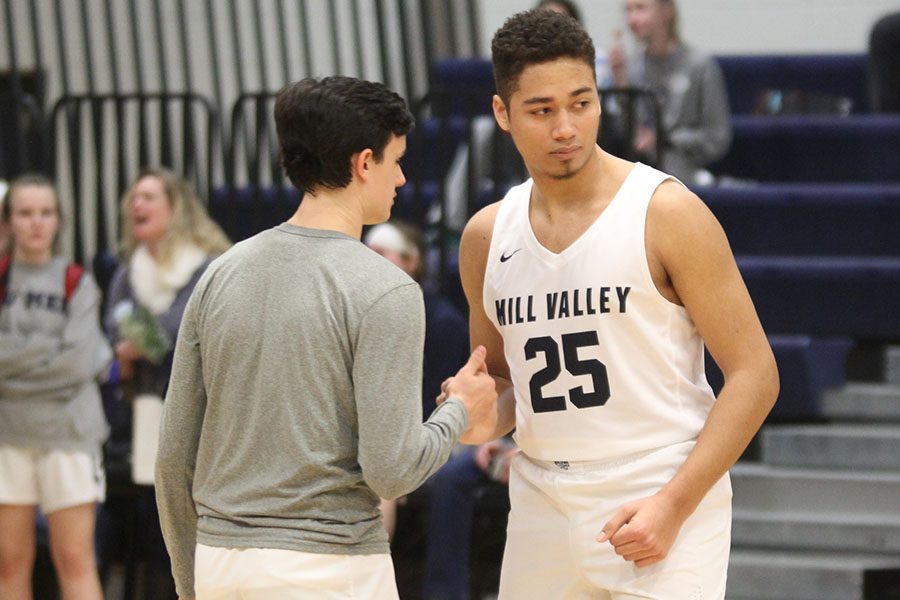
[0, 258, 84, 309]
[0, 255, 10, 307]
[64, 263, 85, 304]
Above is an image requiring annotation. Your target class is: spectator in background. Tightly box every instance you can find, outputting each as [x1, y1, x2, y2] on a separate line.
[0, 174, 111, 600]
[536, 0, 581, 23]
[609, 0, 732, 184]
[363, 224, 514, 600]
[103, 167, 230, 597]
[422, 437, 517, 600]
[106, 167, 231, 392]
[869, 12, 900, 113]
[0, 180, 9, 254]
[364, 220, 470, 538]
[365, 220, 469, 420]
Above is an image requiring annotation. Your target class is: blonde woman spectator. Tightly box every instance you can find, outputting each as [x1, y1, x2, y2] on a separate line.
[103, 167, 230, 597]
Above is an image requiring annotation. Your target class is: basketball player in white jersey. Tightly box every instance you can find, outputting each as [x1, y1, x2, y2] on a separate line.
[453, 10, 779, 598]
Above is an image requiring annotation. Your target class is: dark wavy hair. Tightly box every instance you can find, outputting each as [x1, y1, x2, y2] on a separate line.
[274, 76, 414, 195]
[492, 9, 596, 104]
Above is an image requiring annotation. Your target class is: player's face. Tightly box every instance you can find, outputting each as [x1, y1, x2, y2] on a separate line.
[9, 185, 59, 262]
[494, 57, 600, 181]
[625, 0, 669, 43]
[129, 175, 174, 247]
[364, 134, 407, 225]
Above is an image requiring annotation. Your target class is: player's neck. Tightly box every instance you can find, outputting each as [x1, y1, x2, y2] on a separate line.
[13, 246, 53, 266]
[287, 189, 364, 240]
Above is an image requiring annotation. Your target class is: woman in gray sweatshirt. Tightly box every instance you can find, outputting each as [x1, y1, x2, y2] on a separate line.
[0, 174, 111, 599]
[610, 0, 732, 183]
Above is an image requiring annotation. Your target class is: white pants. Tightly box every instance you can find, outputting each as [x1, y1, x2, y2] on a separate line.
[194, 544, 400, 599]
[498, 441, 732, 600]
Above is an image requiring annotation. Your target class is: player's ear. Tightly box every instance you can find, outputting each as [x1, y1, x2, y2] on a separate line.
[493, 95, 510, 132]
[352, 148, 375, 182]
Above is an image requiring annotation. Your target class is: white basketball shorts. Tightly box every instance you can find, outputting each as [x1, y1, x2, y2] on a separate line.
[498, 440, 732, 600]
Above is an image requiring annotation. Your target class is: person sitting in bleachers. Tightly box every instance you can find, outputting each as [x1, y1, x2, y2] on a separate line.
[869, 11, 900, 113]
[421, 436, 517, 600]
[609, 0, 732, 184]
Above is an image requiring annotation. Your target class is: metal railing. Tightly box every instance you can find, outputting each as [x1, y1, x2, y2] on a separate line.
[1, 0, 481, 260]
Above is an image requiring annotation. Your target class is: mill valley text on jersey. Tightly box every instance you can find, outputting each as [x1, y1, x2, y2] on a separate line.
[494, 286, 632, 326]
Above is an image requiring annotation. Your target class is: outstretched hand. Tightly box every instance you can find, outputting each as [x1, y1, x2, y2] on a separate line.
[596, 493, 687, 568]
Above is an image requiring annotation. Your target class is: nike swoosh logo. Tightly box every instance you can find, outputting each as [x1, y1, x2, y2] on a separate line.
[500, 249, 521, 263]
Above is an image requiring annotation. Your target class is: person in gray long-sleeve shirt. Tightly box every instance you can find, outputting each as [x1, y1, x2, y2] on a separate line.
[610, 0, 732, 183]
[155, 76, 497, 600]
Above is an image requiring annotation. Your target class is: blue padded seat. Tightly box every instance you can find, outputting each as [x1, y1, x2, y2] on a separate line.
[403, 115, 472, 183]
[711, 115, 900, 182]
[694, 183, 900, 257]
[392, 181, 441, 224]
[431, 58, 495, 97]
[705, 335, 854, 420]
[436, 55, 870, 116]
[441, 248, 900, 340]
[209, 184, 443, 242]
[715, 54, 869, 115]
[737, 256, 900, 339]
[432, 57, 494, 87]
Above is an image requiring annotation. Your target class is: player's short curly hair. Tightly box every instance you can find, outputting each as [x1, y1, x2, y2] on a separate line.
[491, 9, 596, 105]
[274, 76, 414, 195]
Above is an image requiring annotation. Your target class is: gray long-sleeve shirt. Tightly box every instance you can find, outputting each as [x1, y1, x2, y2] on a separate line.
[0, 257, 111, 452]
[627, 43, 732, 181]
[155, 224, 468, 597]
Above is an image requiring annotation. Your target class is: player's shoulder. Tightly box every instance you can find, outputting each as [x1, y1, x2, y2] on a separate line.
[458, 201, 504, 279]
[649, 177, 711, 225]
[461, 201, 502, 256]
[648, 176, 726, 260]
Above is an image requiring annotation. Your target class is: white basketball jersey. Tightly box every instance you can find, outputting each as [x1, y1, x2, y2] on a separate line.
[484, 163, 716, 461]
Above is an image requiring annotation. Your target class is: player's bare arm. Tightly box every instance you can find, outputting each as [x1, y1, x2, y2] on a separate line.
[457, 201, 517, 443]
[601, 181, 778, 566]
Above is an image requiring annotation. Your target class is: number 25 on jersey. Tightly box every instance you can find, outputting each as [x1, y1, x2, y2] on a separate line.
[525, 330, 610, 413]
